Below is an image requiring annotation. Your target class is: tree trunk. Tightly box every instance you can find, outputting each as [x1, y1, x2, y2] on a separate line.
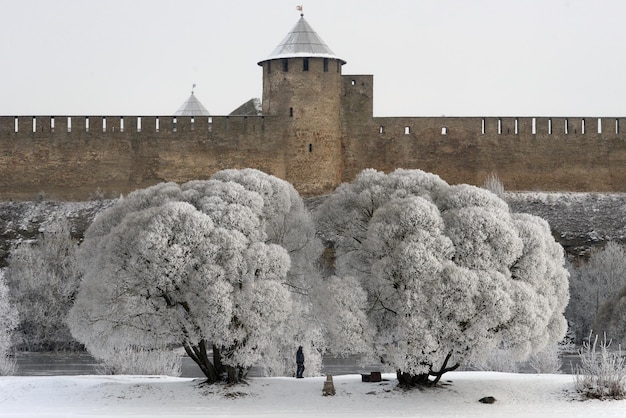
[183, 339, 219, 383]
[396, 352, 460, 388]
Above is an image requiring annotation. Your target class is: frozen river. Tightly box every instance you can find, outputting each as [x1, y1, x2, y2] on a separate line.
[14, 352, 393, 378]
[14, 352, 581, 377]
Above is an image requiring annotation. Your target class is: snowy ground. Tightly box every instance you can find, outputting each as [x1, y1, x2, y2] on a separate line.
[0, 372, 624, 417]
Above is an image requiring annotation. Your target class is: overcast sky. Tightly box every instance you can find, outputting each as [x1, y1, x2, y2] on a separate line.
[2, 0, 625, 117]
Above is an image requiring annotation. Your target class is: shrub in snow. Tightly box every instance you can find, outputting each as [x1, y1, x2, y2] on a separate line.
[472, 342, 520, 373]
[482, 173, 505, 200]
[315, 168, 570, 386]
[96, 345, 181, 376]
[0, 271, 18, 375]
[68, 170, 316, 384]
[574, 333, 626, 399]
[5, 220, 81, 351]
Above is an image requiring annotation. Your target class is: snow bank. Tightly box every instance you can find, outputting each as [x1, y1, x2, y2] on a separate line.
[0, 372, 624, 417]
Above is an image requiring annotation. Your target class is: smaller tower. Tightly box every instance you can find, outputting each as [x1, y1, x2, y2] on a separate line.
[258, 13, 346, 195]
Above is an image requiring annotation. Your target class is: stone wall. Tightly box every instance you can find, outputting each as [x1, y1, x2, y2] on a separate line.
[0, 115, 288, 200]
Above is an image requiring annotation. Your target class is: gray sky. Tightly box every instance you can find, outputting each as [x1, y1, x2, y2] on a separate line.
[2, 0, 625, 117]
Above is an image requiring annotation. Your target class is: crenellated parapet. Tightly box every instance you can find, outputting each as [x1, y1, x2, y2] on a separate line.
[0, 115, 269, 137]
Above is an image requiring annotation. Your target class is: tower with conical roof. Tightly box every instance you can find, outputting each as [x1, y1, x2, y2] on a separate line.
[258, 12, 345, 195]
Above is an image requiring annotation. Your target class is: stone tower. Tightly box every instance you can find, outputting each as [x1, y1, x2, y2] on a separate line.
[258, 14, 345, 195]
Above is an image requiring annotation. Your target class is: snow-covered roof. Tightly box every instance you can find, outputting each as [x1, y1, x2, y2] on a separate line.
[258, 16, 346, 65]
[174, 92, 210, 117]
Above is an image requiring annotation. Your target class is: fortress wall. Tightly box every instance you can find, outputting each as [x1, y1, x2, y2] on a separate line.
[0, 116, 286, 200]
[342, 116, 626, 192]
[2, 112, 626, 200]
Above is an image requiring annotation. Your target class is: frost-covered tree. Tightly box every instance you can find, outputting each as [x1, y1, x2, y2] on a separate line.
[0, 270, 18, 375]
[315, 168, 570, 386]
[68, 171, 317, 383]
[592, 283, 626, 345]
[566, 242, 626, 344]
[5, 220, 81, 351]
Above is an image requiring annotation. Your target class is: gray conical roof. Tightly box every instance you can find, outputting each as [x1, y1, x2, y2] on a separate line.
[174, 92, 210, 116]
[258, 16, 346, 65]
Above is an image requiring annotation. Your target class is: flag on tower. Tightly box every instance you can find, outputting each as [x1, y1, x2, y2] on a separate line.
[296, 5, 303, 12]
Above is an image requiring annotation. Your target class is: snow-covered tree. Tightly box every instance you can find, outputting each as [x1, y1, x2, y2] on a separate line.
[315, 168, 570, 386]
[5, 220, 81, 351]
[566, 242, 626, 344]
[68, 171, 317, 383]
[0, 270, 18, 375]
[592, 283, 626, 345]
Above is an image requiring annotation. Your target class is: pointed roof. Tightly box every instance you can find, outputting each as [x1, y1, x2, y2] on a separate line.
[258, 15, 346, 65]
[174, 91, 210, 116]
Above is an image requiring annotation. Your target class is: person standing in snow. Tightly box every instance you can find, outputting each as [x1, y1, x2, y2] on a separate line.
[296, 346, 305, 378]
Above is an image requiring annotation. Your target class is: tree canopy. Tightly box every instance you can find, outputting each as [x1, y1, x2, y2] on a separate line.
[315, 168, 570, 385]
[68, 170, 316, 383]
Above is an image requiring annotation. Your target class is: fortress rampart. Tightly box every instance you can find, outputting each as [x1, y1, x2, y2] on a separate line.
[1, 108, 626, 200]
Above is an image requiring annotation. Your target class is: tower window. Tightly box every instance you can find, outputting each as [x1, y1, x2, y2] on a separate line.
[481, 118, 486, 135]
[404, 126, 410, 135]
[102, 117, 106, 132]
[303, 58, 309, 71]
[323, 58, 329, 72]
[532, 117, 537, 135]
[351, 79, 356, 86]
[441, 127, 447, 135]
[289, 107, 293, 117]
[282, 58, 288, 72]
[309, 143, 313, 153]
[379, 126, 384, 134]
